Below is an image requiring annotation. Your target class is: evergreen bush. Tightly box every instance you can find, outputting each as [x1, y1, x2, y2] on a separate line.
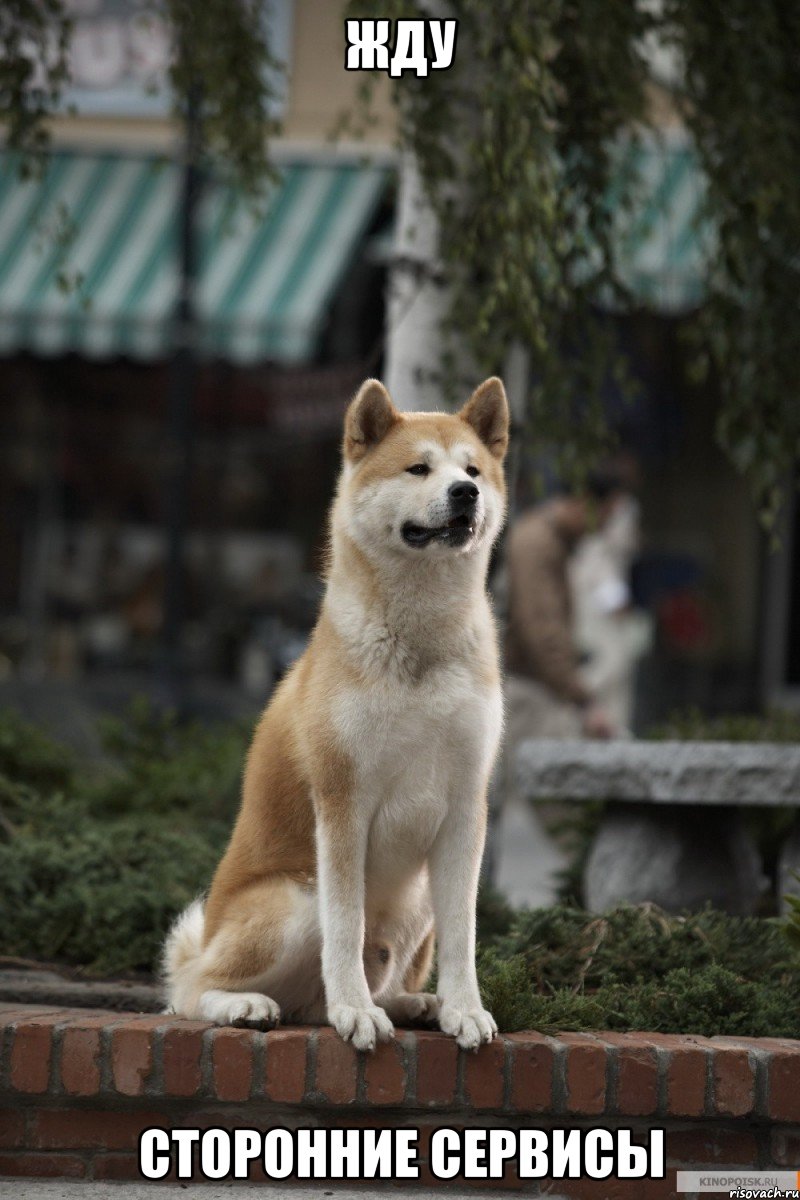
[1, 706, 799, 1035]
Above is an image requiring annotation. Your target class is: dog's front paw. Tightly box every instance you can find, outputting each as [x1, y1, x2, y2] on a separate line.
[329, 1003, 394, 1051]
[438, 1002, 497, 1050]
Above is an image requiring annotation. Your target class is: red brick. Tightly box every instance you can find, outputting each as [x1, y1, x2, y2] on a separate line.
[635, 1175, 684, 1200]
[508, 1033, 554, 1113]
[10, 1016, 63, 1093]
[414, 1032, 458, 1106]
[769, 1047, 800, 1122]
[0, 1006, 64, 1024]
[211, 1027, 254, 1102]
[770, 1127, 800, 1166]
[711, 1035, 773, 1051]
[464, 1036, 506, 1110]
[363, 1035, 407, 1105]
[0, 1152, 86, 1178]
[111, 1024, 155, 1096]
[162, 1022, 207, 1097]
[602, 1034, 658, 1116]
[648, 1036, 709, 1118]
[60, 1026, 103, 1097]
[667, 1127, 758, 1166]
[30, 1108, 166, 1151]
[712, 1047, 754, 1117]
[264, 1028, 308, 1103]
[536, 1175, 676, 1200]
[410, 1121, 434, 1165]
[55, 1008, 122, 1021]
[32, 1003, 113, 1022]
[416, 1160, 522, 1193]
[562, 1033, 606, 1115]
[92, 1153, 142, 1180]
[0, 1107, 25, 1148]
[314, 1029, 358, 1104]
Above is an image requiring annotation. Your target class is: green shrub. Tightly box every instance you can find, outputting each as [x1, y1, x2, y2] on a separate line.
[2, 705, 800, 1038]
[0, 813, 226, 974]
[0, 708, 74, 791]
[0, 701, 246, 975]
[478, 958, 800, 1039]
[475, 902, 800, 1037]
[89, 697, 248, 819]
[493, 903, 795, 989]
[648, 707, 800, 743]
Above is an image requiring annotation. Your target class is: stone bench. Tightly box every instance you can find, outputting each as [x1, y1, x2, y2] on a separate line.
[516, 740, 800, 914]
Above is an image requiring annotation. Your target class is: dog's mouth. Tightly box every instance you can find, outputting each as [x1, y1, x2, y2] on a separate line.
[401, 513, 477, 548]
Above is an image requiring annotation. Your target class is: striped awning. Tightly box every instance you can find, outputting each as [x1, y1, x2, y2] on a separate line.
[0, 151, 389, 363]
[611, 133, 711, 312]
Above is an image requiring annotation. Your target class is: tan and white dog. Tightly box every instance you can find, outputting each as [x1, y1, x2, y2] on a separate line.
[163, 376, 509, 1051]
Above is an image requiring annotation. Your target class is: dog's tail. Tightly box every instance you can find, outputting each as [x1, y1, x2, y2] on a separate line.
[161, 898, 205, 1014]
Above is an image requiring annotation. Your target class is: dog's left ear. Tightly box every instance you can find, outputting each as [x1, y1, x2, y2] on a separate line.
[459, 377, 509, 460]
[344, 379, 400, 462]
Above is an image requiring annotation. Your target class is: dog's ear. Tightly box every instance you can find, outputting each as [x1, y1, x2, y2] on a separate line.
[344, 379, 400, 462]
[459, 377, 509, 460]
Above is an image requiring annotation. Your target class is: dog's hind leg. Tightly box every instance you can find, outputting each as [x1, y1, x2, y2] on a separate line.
[165, 876, 322, 1027]
[381, 925, 440, 1026]
[198, 988, 281, 1028]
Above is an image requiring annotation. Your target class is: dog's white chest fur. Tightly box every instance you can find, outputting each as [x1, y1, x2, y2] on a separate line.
[333, 659, 502, 890]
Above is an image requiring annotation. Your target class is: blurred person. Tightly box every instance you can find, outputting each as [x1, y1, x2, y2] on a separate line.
[489, 469, 628, 908]
[570, 489, 653, 732]
[503, 468, 628, 743]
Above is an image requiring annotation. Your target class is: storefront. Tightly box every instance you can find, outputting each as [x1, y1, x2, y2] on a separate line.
[0, 148, 392, 685]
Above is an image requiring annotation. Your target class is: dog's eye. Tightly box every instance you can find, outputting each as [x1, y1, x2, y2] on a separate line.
[466, 465, 480, 478]
[406, 463, 430, 476]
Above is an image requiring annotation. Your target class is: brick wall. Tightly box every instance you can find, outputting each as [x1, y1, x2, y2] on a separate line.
[1, 1004, 799, 1195]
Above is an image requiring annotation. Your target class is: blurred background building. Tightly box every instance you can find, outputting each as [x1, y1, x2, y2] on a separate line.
[0, 0, 796, 728]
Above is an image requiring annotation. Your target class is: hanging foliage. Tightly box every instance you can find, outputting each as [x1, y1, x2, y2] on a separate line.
[347, 0, 655, 483]
[0, 0, 72, 168]
[663, 0, 800, 527]
[349, 0, 800, 516]
[164, 0, 281, 193]
[0, 0, 281, 193]
[4, 1, 800, 515]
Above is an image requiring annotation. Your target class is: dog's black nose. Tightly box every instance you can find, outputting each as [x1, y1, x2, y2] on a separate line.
[448, 480, 479, 508]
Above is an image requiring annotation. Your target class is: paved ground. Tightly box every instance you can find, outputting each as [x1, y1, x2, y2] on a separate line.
[493, 795, 566, 909]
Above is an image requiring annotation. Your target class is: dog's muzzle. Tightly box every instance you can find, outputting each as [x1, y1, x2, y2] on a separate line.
[401, 482, 480, 548]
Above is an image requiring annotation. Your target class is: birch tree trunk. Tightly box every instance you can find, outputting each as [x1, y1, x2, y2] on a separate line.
[383, 150, 451, 412]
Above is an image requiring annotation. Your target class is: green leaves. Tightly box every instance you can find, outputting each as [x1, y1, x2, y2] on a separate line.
[2, 1, 282, 196]
[3, 704, 800, 1030]
[351, 0, 652, 474]
[785, 874, 800, 953]
[350, 0, 800, 514]
[476, 897, 800, 1036]
[0, 0, 72, 165]
[166, 0, 283, 196]
[0, 702, 248, 975]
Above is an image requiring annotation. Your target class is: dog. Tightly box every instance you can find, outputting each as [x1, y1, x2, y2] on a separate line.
[163, 375, 509, 1051]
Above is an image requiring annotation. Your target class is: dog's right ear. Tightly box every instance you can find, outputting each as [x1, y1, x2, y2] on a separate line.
[344, 379, 400, 462]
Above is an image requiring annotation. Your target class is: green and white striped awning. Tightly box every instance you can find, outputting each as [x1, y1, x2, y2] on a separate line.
[611, 133, 711, 312]
[0, 151, 389, 363]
